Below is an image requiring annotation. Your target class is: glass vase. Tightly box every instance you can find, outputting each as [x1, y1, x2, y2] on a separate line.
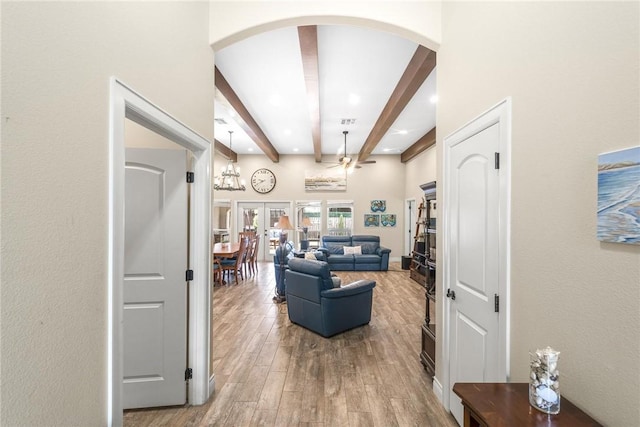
[529, 347, 561, 414]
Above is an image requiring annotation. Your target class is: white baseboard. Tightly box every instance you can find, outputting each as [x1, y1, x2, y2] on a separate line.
[433, 376, 444, 404]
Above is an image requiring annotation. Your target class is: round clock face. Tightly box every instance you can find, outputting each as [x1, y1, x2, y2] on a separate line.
[251, 168, 276, 194]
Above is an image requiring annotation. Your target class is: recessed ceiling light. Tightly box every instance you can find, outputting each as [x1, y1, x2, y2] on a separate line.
[348, 93, 360, 105]
[383, 148, 393, 152]
[430, 95, 439, 104]
[284, 129, 292, 135]
[293, 148, 299, 152]
[398, 129, 408, 135]
[247, 148, 254, 152]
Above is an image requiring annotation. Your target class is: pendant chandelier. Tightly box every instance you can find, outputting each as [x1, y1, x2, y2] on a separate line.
[214, 131, 246, 191]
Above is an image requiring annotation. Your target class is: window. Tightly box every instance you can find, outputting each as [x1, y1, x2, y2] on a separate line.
[327, 201, 353, 236]
[212, 199, 231, 243]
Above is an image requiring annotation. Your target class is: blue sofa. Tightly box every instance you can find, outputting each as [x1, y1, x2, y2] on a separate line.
[285, 258, 376, 337]
[318, 235, 391, 271]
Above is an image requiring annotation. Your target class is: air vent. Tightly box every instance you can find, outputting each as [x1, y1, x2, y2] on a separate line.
[214, 118, 228, 125]
[340, 118, 356, 125]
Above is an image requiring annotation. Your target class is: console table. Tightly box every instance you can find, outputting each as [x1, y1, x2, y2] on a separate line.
[452, 383, 602, 427]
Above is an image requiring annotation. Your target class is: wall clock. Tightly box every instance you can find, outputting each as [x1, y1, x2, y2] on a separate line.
[250, 168, 276, 194]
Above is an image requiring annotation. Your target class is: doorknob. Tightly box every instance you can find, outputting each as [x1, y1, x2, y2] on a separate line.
[446, 289, 456, 300]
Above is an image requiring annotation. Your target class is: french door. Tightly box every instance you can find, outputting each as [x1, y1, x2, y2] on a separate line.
[237, 202, 291, 261]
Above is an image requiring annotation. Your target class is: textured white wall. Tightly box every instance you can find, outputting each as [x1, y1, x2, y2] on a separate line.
[213, 154, 408, 258]
[209, 0, 441, 50]
[438, 2, 640, 425]
[1, 2, 214, 425]
[405, 145, 437, 205]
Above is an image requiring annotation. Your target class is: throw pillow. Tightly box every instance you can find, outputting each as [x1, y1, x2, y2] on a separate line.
[352, 245, 362, 255]
[343, 246, 355, 255]
[331, 276, 342, 288]
[304, 252, 317, 260]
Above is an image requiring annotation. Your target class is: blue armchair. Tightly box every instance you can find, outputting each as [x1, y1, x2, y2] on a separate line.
[285, 258, 376, 337]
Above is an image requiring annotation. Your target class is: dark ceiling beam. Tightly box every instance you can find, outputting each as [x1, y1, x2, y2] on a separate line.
[214, 138, 237, 162]
[358, 46, 436, 161]
[298, 25, 322, 163]
[214, 67, 280, 163]
[401, 127, 436, 163]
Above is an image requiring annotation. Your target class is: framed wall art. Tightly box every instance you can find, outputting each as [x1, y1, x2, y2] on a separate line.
[381, 214, 397, 227]
[364, 214, 379, 227]
[370, 200, 386, 212]
[304, 169, 347, 192]
[597, 146, 640, 244]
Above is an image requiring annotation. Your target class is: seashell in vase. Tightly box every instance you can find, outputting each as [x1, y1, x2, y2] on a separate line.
[529, 347, 561, 414]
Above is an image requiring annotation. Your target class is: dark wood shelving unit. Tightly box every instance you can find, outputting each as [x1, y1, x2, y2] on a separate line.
[417, 181, 436, 377]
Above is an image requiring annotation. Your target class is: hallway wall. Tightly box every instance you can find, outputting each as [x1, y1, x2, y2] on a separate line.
[1, 2, 214, 425]
[437, 2, 639, 425]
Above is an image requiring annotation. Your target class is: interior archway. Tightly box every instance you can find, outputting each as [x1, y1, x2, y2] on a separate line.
[207, 9, 441, 406]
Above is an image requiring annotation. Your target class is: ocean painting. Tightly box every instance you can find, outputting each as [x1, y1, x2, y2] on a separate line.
[597, 146, 640, 244]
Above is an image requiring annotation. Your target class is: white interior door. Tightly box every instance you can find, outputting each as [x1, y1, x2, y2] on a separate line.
[237, 202, 290, 260]
[444, 100, 511, 425]
[123, 148, 188, 409]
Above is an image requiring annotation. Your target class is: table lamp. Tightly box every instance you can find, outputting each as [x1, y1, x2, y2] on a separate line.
[277, 215, 293, 245]
[300, 217, 313, 250]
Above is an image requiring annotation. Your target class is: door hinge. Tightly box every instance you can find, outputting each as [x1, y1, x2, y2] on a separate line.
[186, 269, 194, 281]
[494, 294, 500, 312]
[494, 152, 500, 170]
[185, 367, 193, 381]
[186, 172, 194, 183]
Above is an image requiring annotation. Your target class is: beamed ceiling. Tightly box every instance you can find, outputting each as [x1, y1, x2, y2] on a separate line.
[213, 25, 437, 166]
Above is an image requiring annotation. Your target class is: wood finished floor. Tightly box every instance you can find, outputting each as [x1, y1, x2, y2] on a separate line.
[124, 262, 458, 427]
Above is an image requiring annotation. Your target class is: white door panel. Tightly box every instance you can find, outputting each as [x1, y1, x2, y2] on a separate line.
[124, 165, 164, 277]
[123, 302, 164, 379]
[124, 148, 188, 409]
[455, 312, 488, 382]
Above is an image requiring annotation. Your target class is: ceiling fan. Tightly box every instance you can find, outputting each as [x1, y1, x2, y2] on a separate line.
[327, 131, 376, 172]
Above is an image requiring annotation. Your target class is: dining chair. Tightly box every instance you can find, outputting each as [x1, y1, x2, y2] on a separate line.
[238, 230, 257, 241]
[250, 235, 260, 275]
[214, 237, 248, 285]
[242, 236, 256, 277]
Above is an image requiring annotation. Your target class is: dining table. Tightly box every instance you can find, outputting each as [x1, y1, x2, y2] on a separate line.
[212, 242, 241, 286]
[213, 242, 240, 258]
